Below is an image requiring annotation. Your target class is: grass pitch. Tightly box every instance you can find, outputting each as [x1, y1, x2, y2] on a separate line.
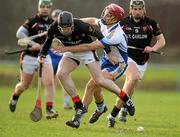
[0, 87, 180, 137]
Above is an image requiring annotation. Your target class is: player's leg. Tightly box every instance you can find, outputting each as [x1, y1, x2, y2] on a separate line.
[119, 61, 146, 122]
[9, 55, 35, 112]
[49, 52, 72, 109]
[86, 70, 111, 123]
[86, 61, 135, 117]
[42, 56, 58, 119]
[56, 56, 85, 128]
[107, 62, 139, 126]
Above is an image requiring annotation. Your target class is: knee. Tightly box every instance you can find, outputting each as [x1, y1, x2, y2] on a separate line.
[127, 74, 141, 84]
[44, 80, 54, 88]
[56, 71, 68, 81]
[93, 78, 104, 87]
[18, 82, 30, 90]
[86, 79, 97, 88]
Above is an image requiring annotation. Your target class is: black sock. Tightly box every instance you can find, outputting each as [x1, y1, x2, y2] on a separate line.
[111, 106, 120, 117]
[12, 94, 19, 100]
[74, 101, 83, 110]
[46, 106, 53, 110]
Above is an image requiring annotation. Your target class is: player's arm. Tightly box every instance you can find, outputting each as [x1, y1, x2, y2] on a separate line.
[79, 20, 111, 53]
[59, 40, 104, 53]
[58, 34, 113, 53]
[80, 17, 99, 26]
[151, 34, 165, 51]
[16, 26, 29, 39]
[39, 24, 55, 58]
[17, 19, 41, 50]
[144, 20, 166, 53]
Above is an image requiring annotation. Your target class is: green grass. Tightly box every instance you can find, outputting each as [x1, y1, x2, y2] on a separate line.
[0, 87, 180, 137]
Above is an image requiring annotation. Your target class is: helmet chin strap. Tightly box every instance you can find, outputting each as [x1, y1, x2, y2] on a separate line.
[101, 18, 118, 26]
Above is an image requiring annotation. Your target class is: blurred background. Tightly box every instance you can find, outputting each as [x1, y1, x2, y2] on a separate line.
[0, 0, 180, 91]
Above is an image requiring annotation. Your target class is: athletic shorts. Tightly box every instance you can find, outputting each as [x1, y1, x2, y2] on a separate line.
[100, 56, 127, 81]
[48, 50, 63, 74]
[63, 51, 98, 65]
[128, 57, 147, 79]
[21, 54, 52, 74]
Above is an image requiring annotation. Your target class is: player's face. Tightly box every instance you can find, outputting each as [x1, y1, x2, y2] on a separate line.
[58, 25, 74, 36]
[38, 4, 52, 17]
[102, 9, 117, 25]
[131, 6, 144, 20]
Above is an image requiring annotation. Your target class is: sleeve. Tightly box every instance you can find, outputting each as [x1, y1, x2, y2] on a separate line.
[80, 20, 111, 53]
[100, 30, 123, 48]
[150, 19, 162, 36]
[22, 18, 34, 30]
[16, 26, 29, 39]
[39, 24, 54, 57]
[79, 20, 103, 40]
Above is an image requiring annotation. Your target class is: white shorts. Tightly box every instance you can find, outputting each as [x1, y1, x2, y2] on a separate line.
[128, 57, 147, 79]
[21, 55, 52, 74]
[63, 51, 98, 65]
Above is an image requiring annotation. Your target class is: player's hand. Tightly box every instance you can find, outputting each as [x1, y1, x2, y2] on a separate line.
[143, 46, 154, 53]
[38, 56, 45, 64]
[29, 42, 41, 51]
[107, 52, 119, 65]
[54, 46, 68, 54]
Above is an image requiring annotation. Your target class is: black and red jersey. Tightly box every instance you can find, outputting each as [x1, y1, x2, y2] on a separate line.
[40, 19, 104, 56]
[120, 16, 162, 65]
[22, 14, 53, 57]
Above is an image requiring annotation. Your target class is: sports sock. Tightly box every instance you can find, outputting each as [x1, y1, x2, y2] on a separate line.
[96, 101, 105, 113]
[111, 106, 120, 117]
[72, 96, 83, 110]
[12, 93, 19, 100]
[35, 99, 41, 109]
[119, 90, 130, 103]
[46, 102, 53, 110]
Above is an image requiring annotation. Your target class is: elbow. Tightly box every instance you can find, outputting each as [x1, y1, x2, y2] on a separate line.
[163, 39, 166, 47]
[16, 31, 21, 39]
[161, 37, 166, 48]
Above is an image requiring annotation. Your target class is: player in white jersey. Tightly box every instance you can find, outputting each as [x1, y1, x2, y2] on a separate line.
[56, 3, 135, 125]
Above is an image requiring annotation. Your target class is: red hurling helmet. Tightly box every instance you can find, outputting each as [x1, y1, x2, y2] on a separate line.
[105, 3, 124, 21]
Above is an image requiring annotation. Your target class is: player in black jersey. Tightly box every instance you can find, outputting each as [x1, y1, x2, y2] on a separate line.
[39, 11, 134, 128]
[107, 0, 166, 128]
[9, 0, 58, 119]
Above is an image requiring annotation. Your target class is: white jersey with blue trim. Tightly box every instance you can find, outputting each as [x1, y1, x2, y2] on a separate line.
[98, 19, 128, 62]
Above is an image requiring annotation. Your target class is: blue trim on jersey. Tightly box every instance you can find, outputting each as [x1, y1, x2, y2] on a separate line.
[109, 24, 119, 33]
[100, 54, 128, 81]
[100, 39, 111, 48]
[123, 33, 128, 44]
[118, 46, 128, 62]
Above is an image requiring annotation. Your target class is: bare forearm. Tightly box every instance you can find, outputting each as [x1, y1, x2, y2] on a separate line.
[81, 17, 98, 26]
[64, 44, 94, 52]
[153, 34, 166, 51]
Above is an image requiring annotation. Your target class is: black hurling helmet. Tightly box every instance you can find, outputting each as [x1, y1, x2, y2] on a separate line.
[58, 11, 74, 28]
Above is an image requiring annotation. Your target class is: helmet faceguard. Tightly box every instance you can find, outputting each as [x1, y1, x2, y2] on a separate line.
[39, 0, 53, 7]
[129, 0, 146, 15]
[58, 11, 74, 36]
[101, 3, 124, 25]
